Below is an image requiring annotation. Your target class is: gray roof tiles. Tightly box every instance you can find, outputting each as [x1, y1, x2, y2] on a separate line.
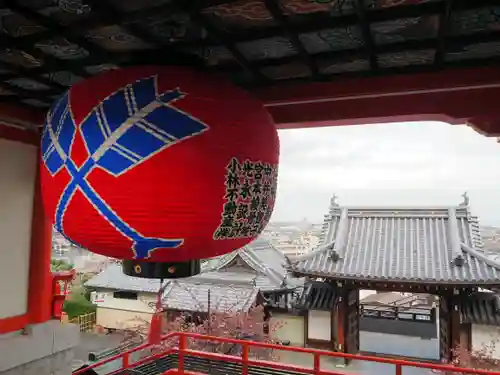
[198, 237, 300, 290]
[190, 270, 284, 291]
[162, 280, 259, 313]
[460, 291, 500, 326]
[85, 262, 162, 293]
[294, 281, 337, 311]
[290, 200, 500, 285]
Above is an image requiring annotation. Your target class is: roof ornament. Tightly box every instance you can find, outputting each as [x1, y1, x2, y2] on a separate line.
[460, 192, 470, 207]
[251, 276, 257, 287]
[451, 254, 465, 267]
[326, 242, 341, 262]
[280, 274, 287, 288]
[329, 250, 341, 262]
[330, 193, 339, 208]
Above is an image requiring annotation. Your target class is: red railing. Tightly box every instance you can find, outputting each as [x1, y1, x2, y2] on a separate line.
[73, 332, 500, 375]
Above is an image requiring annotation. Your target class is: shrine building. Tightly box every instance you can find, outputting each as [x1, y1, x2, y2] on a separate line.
[275, 194, 500, 363]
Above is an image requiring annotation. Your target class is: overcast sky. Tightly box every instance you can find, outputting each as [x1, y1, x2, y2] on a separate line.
[271, 121, 500, 226]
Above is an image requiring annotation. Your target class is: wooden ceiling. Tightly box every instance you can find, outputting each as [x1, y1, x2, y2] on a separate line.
[0, 0, 499, 112]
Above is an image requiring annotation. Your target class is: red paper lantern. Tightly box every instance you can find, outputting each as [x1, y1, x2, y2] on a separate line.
[40, 66, 279, 278]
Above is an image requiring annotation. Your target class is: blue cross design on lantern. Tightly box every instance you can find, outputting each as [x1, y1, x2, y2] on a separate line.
[41, 75, 210, 259]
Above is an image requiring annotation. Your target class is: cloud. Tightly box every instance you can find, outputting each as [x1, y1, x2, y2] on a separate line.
[272, 121, 500, 225]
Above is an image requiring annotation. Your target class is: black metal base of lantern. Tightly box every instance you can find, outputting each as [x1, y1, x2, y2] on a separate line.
[122, 259, 201, 279]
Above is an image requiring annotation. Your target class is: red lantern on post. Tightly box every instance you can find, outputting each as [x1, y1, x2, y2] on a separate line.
[52, 269, 75, 320]
[40, 66, 279, 279]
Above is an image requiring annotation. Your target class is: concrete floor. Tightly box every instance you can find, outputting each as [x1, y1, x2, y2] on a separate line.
[74, 332, 128, 361]
[72, 331, 128, 370]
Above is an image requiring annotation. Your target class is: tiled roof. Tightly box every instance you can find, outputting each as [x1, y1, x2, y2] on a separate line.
[204, 237, 293, 287]
[294, 281, 337, 311]
[460, 291, 500, 326]
[162, 278, 259, 313]
[263, 281, 336, 311]
[159, 239, 301, 312]
[85, 262, 162, 293]
[289, 196, 500, 285]
[185, 270, 283, 291]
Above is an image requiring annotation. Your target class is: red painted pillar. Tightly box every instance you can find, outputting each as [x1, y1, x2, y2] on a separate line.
[27, 162, 53, 323]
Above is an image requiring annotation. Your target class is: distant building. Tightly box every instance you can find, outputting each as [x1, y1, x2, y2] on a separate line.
[52, 230, 110, 274]
[482, 225, 500, 254]
[263, 220, 322, 260]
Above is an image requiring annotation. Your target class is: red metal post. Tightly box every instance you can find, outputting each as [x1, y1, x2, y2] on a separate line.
[178, 333, 187, 374]
[242, 343, 249, 375]
[123, 353, 130, 369]
[313, 353, 321, 375]
[395, 364, 402, 375]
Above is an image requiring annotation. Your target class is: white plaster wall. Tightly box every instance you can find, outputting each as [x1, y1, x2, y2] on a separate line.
[92, 290, 156, 329]
[93, 291, 156, 313]
[472, 324, 500, 360]
[270, 313, 305, 346]
[0, 138, 36, 319]
[307, 310, 331, 341]
[96, 307, 154, 330]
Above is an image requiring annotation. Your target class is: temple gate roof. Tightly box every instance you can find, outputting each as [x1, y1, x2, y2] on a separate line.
[289, 194, 500, 286]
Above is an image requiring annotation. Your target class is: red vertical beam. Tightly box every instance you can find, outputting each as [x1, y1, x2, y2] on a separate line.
[123, 352, 130, 369]
[313, 353, 321, 375]
[450, 296, 462, 364]
[27, 159, 53, 323]
[178, 333, 187, 374]
[335, 299, 345, 353]
[242, 343, 249, 375]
